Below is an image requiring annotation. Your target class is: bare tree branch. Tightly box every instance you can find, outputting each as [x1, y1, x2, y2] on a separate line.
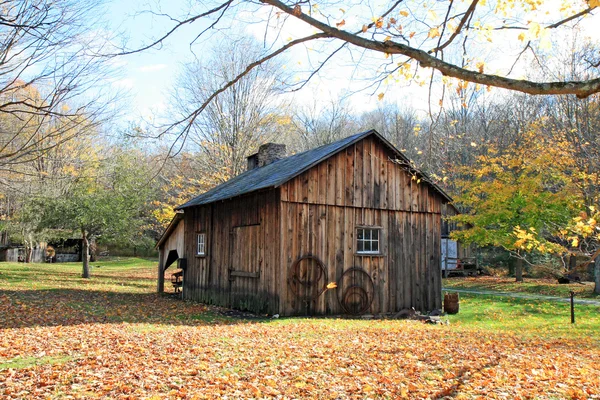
[111, 1, 235, 56]
[430, 0, 478, 54]
[261, 0, 600, 98]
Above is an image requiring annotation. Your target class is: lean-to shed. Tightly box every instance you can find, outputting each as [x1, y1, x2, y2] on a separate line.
[156, 129, 453, 316]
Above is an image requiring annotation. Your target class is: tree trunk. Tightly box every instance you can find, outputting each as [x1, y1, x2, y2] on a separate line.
[89, 237, 96, 262]
[594, 261, 600, 295]
[24, 232, 32, 263]
[515, 257, 523, 282]
[25, 245, 32, 263]
[81, 228, 90, 279]
[569, 253, 577, 271]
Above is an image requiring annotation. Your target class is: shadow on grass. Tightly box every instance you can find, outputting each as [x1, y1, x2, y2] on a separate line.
[0, 288, 266, 329]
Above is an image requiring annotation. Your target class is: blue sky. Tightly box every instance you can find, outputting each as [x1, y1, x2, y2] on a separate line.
[103, 0, 397, 129]
[106, 0, 205, 126]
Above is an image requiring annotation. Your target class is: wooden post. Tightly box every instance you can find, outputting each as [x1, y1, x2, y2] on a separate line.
[594, 261, 600, 295]
[570, 291, 575, 324]
[157, 248, 165, 293]
[443, 256, 447, 278]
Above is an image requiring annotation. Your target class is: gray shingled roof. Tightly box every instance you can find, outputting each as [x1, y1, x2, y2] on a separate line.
[176, 129, 451, 209]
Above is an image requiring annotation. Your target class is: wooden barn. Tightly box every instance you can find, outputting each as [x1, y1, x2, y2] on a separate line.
[156, 129, 453, 316]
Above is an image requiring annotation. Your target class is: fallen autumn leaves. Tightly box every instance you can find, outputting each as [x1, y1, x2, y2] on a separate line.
[1, 262, 599, 399]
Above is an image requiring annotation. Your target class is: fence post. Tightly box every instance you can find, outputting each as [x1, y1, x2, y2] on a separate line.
[570, 291, 575, 324]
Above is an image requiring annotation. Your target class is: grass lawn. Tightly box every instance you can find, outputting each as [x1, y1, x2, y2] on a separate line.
[1, 260, 599, 399]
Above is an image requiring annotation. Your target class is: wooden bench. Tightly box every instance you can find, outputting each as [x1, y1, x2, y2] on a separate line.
[171, 270, 183, 293]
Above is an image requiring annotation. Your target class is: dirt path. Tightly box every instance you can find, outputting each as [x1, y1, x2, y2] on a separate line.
[442, 287, 600, 306]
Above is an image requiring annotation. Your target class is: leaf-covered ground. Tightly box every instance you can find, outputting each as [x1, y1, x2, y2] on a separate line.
[1, 260, 599, 399]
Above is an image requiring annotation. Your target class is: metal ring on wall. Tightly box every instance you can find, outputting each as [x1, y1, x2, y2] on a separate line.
[289, 254, 327, 300]
[337, 267, 375, 315]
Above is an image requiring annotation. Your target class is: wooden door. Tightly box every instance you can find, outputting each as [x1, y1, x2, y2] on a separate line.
[229, 224, 261, 309]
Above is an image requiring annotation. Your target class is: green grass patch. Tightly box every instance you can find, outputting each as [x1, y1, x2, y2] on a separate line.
[0, 355, 73, 370]
[446, 292, 600, 340]
[443, 276, 599, 298]
[0, 258, 157, 293]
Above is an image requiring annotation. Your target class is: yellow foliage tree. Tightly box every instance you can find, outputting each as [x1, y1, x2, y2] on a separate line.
[450, 121, 581, 281]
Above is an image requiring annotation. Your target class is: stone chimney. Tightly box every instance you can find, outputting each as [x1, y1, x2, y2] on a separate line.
[247, 153, 259, 171]
[251, 143, 286, 169]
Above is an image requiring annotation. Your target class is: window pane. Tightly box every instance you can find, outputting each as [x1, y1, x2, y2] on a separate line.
[357, 229, 364, 240]
[364, 229, 371, 240]
[372, 229, 378, 241]
[372, 240, 379, 252]
[357, 240, 364, 252]
[364, 241, 371, 252]
[197, 233, 205, 255]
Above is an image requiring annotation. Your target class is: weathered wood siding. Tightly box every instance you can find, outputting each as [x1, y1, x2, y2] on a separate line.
[280, 135, 441, 213]
[182, 190, 280, 314]
[280, 135, 444, 315]
[161, 219, 185, 257]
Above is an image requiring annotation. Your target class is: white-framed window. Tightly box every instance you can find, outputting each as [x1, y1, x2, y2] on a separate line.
[356, 227, 381, 254]
[196, 233, 206, 256]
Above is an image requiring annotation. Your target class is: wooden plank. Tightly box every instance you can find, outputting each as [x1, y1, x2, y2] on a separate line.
[420, 180, 428, 212]
[301, 171, 310, 203]
[365, 138, 374, 209]
[343, 205, 354, 296]
[371, 139, 380, 209]
[397, 164, 405, 211]
[280, 202, 292, 315]
[422, 212, 428, 310]
[404, 212, 412, 309]
[318, 161, 328, 204]
[327, 157, 336, 207]
[380, 210, 389, 313]
[401, 169, 410, 212]
[379, 148, 387, 210]
[411, 177, 420, 212]
[335, 151, 345, 206]
[280, 182, 289, 202]
[423, 212, 429, 311]
[354, 140, 364, 208]
[230, 270, 260, 278]
[307, 167, 317, 204]
[420, 212, 426, 311]
[433, 214, 442, 309]
[271, 191, 281, 314]
[387, 160, 396, 211]
[317, 204, 328, 314]
[324, 205, 336, 314]
[412, 211, 420, 311]
[261, 195, 269, 310]
[345, 145, 355, 206]
[288, 177, 297, 203]
[290, 203, 300, 314]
